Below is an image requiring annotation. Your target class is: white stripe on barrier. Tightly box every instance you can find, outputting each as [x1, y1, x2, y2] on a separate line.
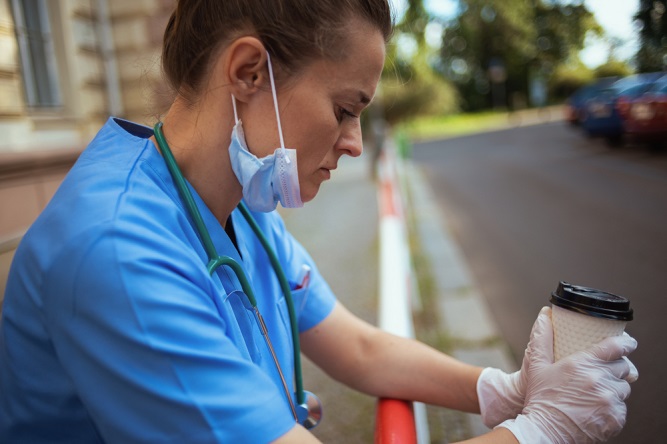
[378, 216, 414, 338]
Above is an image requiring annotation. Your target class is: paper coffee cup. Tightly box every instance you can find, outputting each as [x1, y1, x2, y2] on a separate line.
[550, 281, 633, 361]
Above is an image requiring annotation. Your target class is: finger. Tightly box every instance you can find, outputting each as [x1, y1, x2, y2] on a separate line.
[525, 306, 554, 365]
[607, 358, 632, 380]
[588, 334, 638, 362]
[609, 378, 632, 402]
[622, 331, 637, 345]
[623, 356, 639, 383]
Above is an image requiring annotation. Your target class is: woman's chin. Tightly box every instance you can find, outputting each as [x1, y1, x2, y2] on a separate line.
[300, 185, 321, 204]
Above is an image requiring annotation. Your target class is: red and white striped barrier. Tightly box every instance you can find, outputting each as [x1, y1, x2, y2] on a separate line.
[374, 144, 427, 443]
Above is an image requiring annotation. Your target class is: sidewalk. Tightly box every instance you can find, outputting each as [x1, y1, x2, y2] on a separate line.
[280, 148, 517, 442]
[405, 160, 516, 440]
[280, 154, 380, 443]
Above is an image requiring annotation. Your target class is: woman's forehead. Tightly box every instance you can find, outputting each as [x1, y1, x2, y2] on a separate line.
[308, 28, 385, 93]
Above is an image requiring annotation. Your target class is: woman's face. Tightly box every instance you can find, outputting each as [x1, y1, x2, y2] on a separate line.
[242, 20, 386, 203]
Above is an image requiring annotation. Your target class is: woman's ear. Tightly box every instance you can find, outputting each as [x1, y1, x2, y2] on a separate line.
[223, 37, 268, 103]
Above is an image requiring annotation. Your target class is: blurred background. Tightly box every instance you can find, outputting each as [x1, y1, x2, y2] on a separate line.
[1, 0, 666, 443]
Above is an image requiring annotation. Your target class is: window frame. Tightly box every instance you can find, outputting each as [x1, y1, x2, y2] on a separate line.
[10, 0, 62, 109]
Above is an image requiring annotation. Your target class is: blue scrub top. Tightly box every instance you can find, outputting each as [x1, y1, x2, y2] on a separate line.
[0, 118, 337, 443]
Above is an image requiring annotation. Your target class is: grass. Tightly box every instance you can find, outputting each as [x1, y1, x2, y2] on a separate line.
[397, 110, 512, 142]
[396, 105, 564, 142]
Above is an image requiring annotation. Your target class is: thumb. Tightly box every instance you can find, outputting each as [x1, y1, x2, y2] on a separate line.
[525, 306, 555, 367]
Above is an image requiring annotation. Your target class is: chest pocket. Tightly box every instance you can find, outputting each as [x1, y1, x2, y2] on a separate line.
[224, 290, 262, 364]
[276, 286, 309, 340]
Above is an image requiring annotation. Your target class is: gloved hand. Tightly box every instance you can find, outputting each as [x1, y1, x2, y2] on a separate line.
[476, 315, 639, 430]
[477, 307, 560, 428]
[498, 306, 638, 444]
[476, 365, 524, 428]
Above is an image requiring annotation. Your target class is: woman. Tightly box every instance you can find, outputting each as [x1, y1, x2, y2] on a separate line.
[0, 1, 637, 443]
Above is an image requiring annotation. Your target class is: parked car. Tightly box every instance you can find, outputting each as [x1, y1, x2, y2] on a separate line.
[564, 77, 618, 126]
[580, 73, 663, 146]
[623, 74, 667, 148]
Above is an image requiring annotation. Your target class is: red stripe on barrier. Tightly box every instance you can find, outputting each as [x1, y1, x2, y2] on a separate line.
[375, 398, 417, 444]
[380, 179, 398, 218]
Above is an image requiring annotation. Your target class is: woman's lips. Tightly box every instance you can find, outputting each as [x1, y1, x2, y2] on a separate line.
[319, 164, 337, 180]
[319, 168, 331, 180]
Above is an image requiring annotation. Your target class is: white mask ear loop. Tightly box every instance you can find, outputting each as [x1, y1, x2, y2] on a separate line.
[231, 94, 239, 125]
[266, 52, 290, 164]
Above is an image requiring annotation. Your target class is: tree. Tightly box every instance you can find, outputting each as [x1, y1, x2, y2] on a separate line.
[548, 61, 593, 99]
[594, 59, 633, 79]
[439, 0, 536, 110]
[379, 0, 458, 124]
[635, 0, 667, 72]
[440, 0, 601, 111]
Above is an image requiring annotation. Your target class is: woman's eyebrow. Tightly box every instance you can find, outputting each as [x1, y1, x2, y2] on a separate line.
[340, 88, 372, 105]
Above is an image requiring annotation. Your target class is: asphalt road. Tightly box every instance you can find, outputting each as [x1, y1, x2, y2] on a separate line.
[412, 121, 667, 444]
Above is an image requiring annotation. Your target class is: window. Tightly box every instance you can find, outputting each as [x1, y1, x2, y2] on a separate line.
[10, 0, 61, 108]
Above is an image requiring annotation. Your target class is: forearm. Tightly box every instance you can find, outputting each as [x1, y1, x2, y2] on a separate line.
[353, 329, 483, 412]
[301, 303, 483, 413]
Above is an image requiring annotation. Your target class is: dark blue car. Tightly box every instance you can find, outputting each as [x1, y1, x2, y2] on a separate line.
[564, 77, 618, 125]
[581, 73, 664, 145]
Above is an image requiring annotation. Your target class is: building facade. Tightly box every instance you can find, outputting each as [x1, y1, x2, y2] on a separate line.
[0, 0, 174, 303]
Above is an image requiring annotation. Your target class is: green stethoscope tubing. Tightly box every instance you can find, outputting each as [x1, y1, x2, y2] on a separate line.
[153, 122, 305, 407]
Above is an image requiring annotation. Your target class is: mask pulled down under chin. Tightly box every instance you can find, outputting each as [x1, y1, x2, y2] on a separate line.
[229, 121, 303, 212]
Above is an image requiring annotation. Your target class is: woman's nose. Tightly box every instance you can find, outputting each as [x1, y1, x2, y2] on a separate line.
[335, 124, 363, 158]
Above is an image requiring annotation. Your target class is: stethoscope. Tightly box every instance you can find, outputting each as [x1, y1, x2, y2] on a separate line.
[153, 122, 322, 429]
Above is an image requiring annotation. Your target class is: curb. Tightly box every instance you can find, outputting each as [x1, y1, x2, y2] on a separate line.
[403, 161, 517, 438]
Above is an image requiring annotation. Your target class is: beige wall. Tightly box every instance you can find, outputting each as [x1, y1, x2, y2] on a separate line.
[0, 0, 174, 153]
[0, 0, 175, 301]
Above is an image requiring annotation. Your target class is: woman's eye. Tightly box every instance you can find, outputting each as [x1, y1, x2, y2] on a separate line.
[336, 107, 358, 123]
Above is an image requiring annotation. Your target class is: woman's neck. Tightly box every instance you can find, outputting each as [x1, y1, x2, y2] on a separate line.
[151, 96, 242, 226]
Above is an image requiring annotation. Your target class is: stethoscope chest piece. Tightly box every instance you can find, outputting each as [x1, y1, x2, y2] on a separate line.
[296, 390, 323, 429]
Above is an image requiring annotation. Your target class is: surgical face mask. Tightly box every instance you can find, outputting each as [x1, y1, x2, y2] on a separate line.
[228, 52, 303, 212]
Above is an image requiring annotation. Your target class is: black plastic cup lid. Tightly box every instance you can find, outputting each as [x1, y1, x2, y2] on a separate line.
[550, 281, 633, 321]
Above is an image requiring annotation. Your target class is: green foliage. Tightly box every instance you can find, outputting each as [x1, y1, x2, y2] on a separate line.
[533, 2, 603, 66]
[397, 109, 511, 141]
[541, 56, 629, 103]
[440, 0, 536, 110]
[635, 0, 667, 72]
[548, 61, 594, 99]
[594, 59, 634, 79]
[378, 0, 458, 125]
[396, 0, 430, 47]
[382, 0, 608, 119]
[381, 48, 458, 125]
[440, 0, 601, 110]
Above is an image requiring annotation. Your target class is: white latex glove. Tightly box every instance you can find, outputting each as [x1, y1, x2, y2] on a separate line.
[477, 318, 639, 429]
[476, 365, 524, 428]
[499, 306, 638, 444]
[477, 308, 560, 429]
